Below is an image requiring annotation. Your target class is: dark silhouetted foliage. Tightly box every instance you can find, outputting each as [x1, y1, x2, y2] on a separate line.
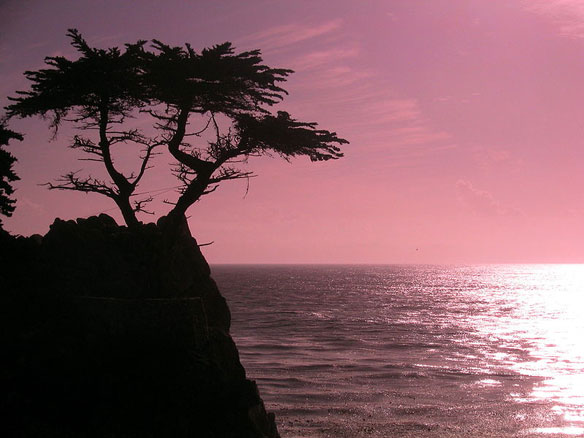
[6, 29, 348, 230]
[6, 29, 153, 228]
[0, 123, 22, 226]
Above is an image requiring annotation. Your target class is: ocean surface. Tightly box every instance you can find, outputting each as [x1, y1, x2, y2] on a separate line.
[212, 265, 584, 437]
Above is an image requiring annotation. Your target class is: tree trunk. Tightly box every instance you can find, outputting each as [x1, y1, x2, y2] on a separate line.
[169, 175, 211, 220]
[114, 195, 139, 229]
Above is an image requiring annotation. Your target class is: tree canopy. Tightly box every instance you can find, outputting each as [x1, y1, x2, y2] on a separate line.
[6, 29, 348, 230]
[0, 123, 22, 227]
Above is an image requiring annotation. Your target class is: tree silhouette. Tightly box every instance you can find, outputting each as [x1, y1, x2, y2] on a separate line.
[0, 123, 22, 227]
[6, 30, 157, 228]
[6, 30, 348, 230]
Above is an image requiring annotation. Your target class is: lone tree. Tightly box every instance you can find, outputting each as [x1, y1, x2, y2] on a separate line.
[6, 30, 156, 228]
[6, 30, 347, 231]
[0, 123, 22, 228]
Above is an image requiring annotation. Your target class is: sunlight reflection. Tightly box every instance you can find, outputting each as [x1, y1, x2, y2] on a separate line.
[475, 378, 501, 387]
[531, 426, 584, 435]
[469, 265, 584, 430]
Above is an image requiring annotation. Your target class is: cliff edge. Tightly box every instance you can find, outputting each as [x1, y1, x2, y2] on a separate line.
[0, 214, 279, 438]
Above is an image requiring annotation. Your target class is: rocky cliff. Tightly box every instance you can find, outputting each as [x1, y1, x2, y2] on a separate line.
[0, 214, 279, 437]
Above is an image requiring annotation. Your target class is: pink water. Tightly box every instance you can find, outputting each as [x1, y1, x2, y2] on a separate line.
[214, 265, 584, 437]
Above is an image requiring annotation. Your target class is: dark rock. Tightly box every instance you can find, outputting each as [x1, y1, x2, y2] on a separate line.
[0, 215, 279, 437]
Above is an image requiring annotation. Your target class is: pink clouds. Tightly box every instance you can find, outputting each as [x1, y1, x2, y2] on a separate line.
[289, 47, 360, 71]
[524, 0, 584, 38]
[238, 19, 343, 52]
[470, 146, 520, 173]
[456, 180, 504, 216]
[456, 180, 524, 218]
[238, 16, 454, 164]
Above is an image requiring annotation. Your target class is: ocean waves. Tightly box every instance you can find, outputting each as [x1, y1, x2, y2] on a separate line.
[214, 264, 584, 437]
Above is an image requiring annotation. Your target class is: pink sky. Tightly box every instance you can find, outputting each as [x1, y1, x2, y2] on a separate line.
[2, 0, 584, 263]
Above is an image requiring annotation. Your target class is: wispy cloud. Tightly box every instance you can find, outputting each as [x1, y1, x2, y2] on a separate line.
[17, 197, 46, 214]
[523, 0, 584, 38]
[456, 180, 504, 216]
[289, 46, 359, 71]
[386, 12, 398, 22]
[469, 146, 526, 176]
[385, 124, 451, 145]
[295, 65, 372, 89]
[456, 180, 523, 217]
[239, 18, 452, 164]
[238, 19, 343, 52]
[472, 146, 511, 167]
[364, 99, 423, 125]
[291, 81, 451, 151]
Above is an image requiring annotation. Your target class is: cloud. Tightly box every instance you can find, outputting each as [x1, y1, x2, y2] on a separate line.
[456, 180, 526, 218]
[523, 0, 584, 38]
[289, 46, 359, 71]
[363, 99, 422, 125]
[456, 180, 504, 216]
[386, 12, 398, 22]
[294, 65, 372, 89]
[303, 85, 451, 148]
[16, 197, 46, 214]
[239, 18, 453, 165]
[386, 124, 451, 145]
[238, 19, 343, 52]
[289, 74, 453, 156]
[472, 147, 512, 168]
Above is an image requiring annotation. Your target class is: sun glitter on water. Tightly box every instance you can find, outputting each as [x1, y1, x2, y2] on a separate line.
[475, 265, 584, 435]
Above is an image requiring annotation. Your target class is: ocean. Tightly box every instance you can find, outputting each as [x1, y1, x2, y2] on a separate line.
[212, 264, 584, 438]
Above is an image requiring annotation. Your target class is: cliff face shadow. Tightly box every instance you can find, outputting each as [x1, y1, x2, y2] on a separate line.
[0, 214, 278, 438]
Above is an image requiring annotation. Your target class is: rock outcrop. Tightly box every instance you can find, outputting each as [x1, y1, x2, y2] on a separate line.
[0, 214, 279, 437]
